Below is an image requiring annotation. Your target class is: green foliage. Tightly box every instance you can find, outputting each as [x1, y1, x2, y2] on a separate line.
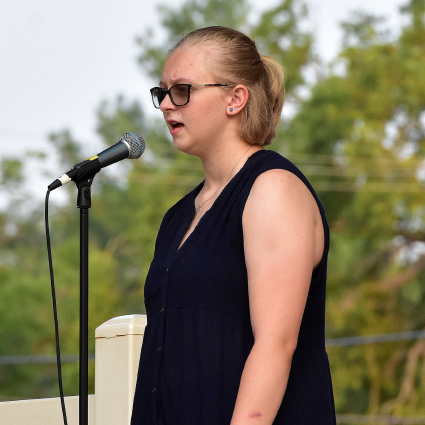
[48, 129, 82, 167]
[0, 158, 23, 185]
[285, 0, 425, 415]
[341, 12, 390, 49]
[251, 0, 313, 92]
[96, 95, 147, 147]
[0, 0, 424, 418]
[136, 0, 251, 81]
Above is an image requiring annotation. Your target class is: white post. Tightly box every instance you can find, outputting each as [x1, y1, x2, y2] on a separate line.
[0, 395, 94, 425]
[94, 314, 147, 425]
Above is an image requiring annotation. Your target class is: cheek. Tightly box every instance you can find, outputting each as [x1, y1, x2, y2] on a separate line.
[185, 94, 227, 134]
[194, 108, 222, 132]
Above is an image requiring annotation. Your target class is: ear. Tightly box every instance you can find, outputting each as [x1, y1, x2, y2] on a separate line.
[226, 84, 249, 115]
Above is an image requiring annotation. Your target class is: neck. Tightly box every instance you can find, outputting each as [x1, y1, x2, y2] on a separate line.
[199, 139, 262, 190]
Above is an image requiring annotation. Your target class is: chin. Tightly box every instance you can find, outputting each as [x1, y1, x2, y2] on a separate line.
[172, 137, 200, 158]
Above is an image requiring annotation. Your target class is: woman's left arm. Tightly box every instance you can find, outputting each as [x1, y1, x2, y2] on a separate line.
[230, 168, 324, 425]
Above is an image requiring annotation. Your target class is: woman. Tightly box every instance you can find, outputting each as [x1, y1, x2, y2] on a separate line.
[131, 26, 336, 425]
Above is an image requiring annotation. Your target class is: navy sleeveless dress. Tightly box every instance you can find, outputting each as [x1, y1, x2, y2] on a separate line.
[131, 150, 336, 425]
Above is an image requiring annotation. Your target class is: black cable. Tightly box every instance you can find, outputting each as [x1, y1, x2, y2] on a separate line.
[45, 189, 69, 425]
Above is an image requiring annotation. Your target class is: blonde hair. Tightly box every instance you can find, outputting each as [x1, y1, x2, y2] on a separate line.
[170, 26, 285, 146]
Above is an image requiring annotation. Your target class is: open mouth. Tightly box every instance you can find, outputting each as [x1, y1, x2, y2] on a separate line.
[168, 120, 184, 134]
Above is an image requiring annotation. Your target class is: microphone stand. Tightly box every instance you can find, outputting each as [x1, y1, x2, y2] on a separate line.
[75, 173, 97, 425]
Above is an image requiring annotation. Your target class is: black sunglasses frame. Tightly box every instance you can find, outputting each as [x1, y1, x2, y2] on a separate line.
[150, 83, 229, 109]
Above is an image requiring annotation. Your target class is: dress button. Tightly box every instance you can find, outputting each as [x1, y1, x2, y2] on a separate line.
[152, 387, 156, 393]
[157, 346, 161, 352]
[160, 307, 164, 313]
[166, 268, 169, 272]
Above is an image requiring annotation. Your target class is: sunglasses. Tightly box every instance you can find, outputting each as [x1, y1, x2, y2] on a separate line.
[150, 83, 229, 109]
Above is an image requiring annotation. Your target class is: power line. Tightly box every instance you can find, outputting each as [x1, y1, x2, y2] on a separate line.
[0, 129, 49, 141]
[127, 173, 424, 193]
[0, 354, 94, 365]
[312, 181, 423, 193]
[326, 330, 425, 347]
[336, 414, 425, 424]
[1, 129, 424, 167]
[141, 162, 422, 177]
[1, 330, 424, 365]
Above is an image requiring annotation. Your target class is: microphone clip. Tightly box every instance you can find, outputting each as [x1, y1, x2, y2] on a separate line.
[74, 165, 100, 209]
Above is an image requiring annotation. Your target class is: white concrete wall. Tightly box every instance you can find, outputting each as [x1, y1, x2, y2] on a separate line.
[0, 393, 95, 424]
[0, 315, 146, 425]
[95, 314, 146, 425]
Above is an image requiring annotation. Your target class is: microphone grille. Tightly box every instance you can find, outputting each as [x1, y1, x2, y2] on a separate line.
[121, 132, 146, 159]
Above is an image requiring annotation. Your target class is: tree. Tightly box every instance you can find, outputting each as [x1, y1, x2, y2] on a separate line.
[1, 0, 424, 417]
[281, 0, 425, 415]
[0, 0, 314, 400]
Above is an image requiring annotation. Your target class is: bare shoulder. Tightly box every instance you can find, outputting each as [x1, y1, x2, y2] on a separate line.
[244, 168, 317, 220]
[243, 168, 324, 268]
[253, 167, 311, 190]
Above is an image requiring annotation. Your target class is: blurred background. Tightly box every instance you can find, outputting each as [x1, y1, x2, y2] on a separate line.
[0, 0, 424, 423]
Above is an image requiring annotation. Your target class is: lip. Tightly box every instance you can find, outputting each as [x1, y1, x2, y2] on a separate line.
[167, 119, 184, 135]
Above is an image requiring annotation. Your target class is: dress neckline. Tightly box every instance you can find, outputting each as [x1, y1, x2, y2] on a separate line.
[176, 149, 267, 254]
[191, 149, 266, 215]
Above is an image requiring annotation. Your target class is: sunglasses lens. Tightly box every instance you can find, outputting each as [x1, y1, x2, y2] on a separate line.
[151, 87, 164, 109]
[170, 84, 189, 106]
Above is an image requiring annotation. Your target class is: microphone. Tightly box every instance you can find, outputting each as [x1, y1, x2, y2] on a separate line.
[48, 132, 145, 191]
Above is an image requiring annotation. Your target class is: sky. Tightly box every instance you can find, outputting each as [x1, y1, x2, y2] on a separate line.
[0, 0, 406, 200]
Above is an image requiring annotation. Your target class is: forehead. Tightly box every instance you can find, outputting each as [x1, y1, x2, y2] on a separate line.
[161, 45, 217, 86]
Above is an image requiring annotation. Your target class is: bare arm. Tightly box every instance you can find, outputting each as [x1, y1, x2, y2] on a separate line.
[230, 169, 324, 425]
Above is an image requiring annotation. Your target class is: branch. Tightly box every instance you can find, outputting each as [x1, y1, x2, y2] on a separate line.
[396, 230, 425, 243]
[379, 255, 425, 291]
[380, 338, 425, 414]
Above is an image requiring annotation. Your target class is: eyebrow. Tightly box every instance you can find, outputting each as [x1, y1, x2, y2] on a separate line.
[159, 77, 196, 87]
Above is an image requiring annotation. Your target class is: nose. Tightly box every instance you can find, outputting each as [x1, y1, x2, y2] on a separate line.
[159, 92, 175, 112]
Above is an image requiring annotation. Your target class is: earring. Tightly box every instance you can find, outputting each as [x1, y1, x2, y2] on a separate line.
[235, 108, 238, 111]
[229, 108, 233, 112]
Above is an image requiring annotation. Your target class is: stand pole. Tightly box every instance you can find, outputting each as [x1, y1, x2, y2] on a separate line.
[77, 182, 93, 425]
